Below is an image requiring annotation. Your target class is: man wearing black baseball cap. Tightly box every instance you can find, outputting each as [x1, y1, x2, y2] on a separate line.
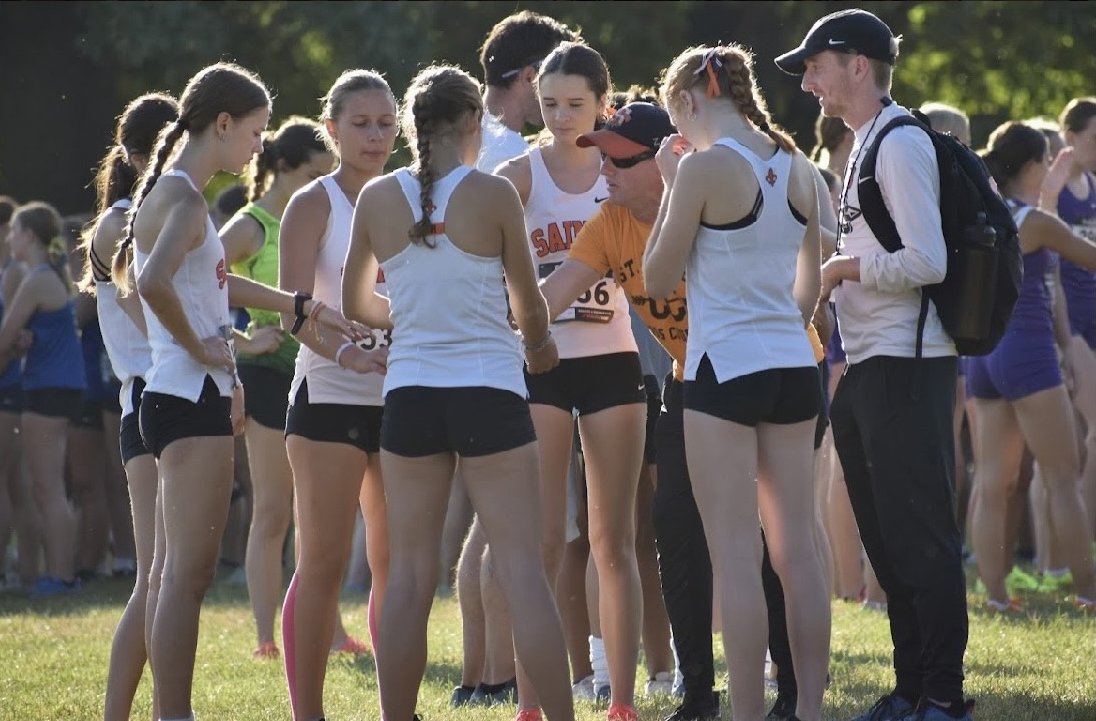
[777, 9, 975, 721]
[577, 101, 676, 162]
[775, 8, 899, 75]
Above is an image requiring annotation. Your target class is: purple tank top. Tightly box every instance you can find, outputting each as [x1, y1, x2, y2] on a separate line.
[1005, 200, 1055, 334]
[1057, 174, 1096, 335]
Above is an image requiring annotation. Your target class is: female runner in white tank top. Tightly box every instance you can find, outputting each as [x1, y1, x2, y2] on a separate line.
[277, 69, 394, 721]
[645, 45, 829, 721]
[342, 64, 575, 721]
[113, 62, 363, 721]
[79, 91, 178, 721]
[495, 41, 646, 721]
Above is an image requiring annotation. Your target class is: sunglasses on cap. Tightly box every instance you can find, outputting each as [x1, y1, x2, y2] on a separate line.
[500, 58, 544, 80]
[600, 149, 656, 169]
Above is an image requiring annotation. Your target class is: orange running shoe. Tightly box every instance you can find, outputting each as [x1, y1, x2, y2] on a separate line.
[253, 640, 279, 659]
[607, 703, 639, 721]
[514, 708, 543, 721]
[984, 597, 1023, 614]
[330, 634, 371, 655]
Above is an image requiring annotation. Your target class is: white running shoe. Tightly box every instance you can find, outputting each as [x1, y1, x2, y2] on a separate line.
[645, 671, 674, 696]
[572, 674, 595, 701]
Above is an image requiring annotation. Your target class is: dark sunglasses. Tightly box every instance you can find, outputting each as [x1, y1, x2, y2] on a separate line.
[601, 149, 656, 169]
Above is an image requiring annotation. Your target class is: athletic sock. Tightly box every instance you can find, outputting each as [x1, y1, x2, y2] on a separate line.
[589, 634, 609, 689]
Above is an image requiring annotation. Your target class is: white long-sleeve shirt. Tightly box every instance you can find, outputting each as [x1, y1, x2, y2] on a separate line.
[834, 102, 957, 363]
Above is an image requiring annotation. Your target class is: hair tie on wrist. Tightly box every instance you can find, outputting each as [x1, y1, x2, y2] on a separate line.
[523, 330, 552, 352]
[335, 340, 357, 368]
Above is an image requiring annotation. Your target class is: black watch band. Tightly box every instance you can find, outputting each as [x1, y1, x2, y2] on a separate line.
[291, 291, 312, 336]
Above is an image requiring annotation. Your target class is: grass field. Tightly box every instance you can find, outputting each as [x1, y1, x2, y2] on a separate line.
[1, 571, 1093, 720]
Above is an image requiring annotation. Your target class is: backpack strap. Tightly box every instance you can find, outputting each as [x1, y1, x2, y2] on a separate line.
[858, 112, 936, 381]
[858, 114, 928, 252]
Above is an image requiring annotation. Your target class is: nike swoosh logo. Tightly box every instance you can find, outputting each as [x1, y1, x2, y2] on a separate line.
[595, 196, 608, 203]
[858, 176, 874, 184]
[827, 39, 845, 46]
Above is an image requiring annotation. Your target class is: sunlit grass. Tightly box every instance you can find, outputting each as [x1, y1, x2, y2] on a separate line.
[1, 568, 1093, 720]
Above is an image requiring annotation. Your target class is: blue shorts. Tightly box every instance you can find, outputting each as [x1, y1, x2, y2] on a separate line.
[965, 329, 1062, 401]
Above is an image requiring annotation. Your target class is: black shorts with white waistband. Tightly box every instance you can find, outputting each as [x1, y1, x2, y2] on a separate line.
[381, 385, 536, 458]
[139, 375, 232, 458]
[684, 354, 822, 428]
[284, 378, 383, 455]
[524, 351, 646, 416]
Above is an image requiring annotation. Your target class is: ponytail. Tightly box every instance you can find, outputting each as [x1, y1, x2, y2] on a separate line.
[246, 136, 277, 202]
[112, 118, 188, 291]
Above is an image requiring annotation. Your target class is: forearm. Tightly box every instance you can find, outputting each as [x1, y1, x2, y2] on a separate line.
[512, 294, 550, 346]
[227, 274, 296, 316]
[859, 245, 946, 293]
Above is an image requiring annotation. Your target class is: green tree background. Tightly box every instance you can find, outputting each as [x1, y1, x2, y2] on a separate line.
[1, 1, 1093, 214]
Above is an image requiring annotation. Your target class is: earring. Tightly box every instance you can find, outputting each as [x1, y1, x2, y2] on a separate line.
[218, 133, 226, 143]
[687, 109, 697, 122]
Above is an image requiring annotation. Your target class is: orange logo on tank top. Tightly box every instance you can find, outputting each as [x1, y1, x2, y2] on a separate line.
[216, 259, 227, 289]
[765, 168, 778, 186]
[530, 220, 585, 258]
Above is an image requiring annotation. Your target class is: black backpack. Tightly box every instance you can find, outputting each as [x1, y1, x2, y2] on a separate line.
[858, 112, 1023, 358]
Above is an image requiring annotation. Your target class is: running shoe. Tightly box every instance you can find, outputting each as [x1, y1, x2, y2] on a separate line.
[572, 674, 596, 701]
[895, 698, 974, 720]
[1005, 565, 1041, 592]
[645, 671, 674, 696]
[450, 684, 476, 708]
[1038, 569, 1074, 593]
[29, 575, 81, 599]
[1070, 595, 1095, 612]
[664, 690, 720, 721]
[253, 640, 279, 659]
[514, 709, 542, 721]
[984, 597, 1023, 614]
[607, 703, 639, 721]
[844, 693, 915, 721]
[766, 691, 796, 720]
[330, 634, 370, 655]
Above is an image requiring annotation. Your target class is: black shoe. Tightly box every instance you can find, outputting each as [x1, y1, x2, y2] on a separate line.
[846, 693, 915, 721]
[767, 692, 796, 720]
[664, 690, 720, 721]
[469, 677, 517, 706]
[450, 685, 475, 708]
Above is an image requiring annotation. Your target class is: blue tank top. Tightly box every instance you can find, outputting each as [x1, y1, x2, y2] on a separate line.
[80, 319, 106, 401]
[0, 260, 21, 389]
[23, 289, 87, 392]
[1057, 174, 1096, 333]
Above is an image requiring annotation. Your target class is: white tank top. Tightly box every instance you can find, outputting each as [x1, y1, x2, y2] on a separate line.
[97, 198, 152, 415]
[382, 166, 526, 398]
[523, 147, 635, 359]
[684, 138, 816, 383]
[134, 170, 234, 401]
[288, 175, 387, 406]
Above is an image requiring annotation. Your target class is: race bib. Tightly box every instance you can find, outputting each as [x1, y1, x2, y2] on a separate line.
[358, 327, 392, 351]
[539, 261, 616, 323]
